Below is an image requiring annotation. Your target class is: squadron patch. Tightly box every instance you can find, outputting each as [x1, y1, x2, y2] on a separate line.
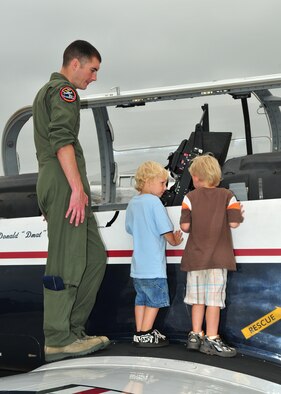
[60, 86, 77, 103]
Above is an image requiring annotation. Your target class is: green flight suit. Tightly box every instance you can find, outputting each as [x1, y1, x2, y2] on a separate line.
[33, 73, 107, 347]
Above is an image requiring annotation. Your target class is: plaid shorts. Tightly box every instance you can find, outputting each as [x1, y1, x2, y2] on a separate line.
[184, 268, 227, 308]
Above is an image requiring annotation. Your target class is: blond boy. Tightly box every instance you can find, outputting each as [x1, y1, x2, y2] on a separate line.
[180, 154, 243, 357]
[126, 161, 183, 347]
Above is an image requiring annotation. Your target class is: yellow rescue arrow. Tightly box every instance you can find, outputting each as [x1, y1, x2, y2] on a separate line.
[241, 306, 281, 339]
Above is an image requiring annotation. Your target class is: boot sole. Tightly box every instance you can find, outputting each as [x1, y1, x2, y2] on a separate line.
[99, 338, 111, 349]
[83, 336, 111, 350]
[45, 342, 105, 363]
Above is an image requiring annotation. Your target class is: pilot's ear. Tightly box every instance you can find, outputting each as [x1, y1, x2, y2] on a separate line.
[71, 58, 80, 71]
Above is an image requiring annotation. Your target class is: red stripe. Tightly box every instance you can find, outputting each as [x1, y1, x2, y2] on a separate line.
[107, 249, 281, 257]
[233, 249, 281, 256]
[106, 250, 182, 257]
[0, 251, 48, 258]
[1, 249, 281, 260]
[107, 250, 132, 257]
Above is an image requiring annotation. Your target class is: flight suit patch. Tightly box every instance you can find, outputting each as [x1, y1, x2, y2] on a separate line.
[60, 86, 77, 103]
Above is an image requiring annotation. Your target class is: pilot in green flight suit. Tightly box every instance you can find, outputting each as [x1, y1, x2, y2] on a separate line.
[33, 40, 109, 362]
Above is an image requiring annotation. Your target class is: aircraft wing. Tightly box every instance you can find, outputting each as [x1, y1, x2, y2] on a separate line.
[1, 354, 280, 392]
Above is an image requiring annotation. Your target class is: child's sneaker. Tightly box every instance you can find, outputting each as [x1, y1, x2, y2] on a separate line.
[133, 333, 142, 345]
[199, 336, 237, 357]
[151, 329, 169, 346]
[186, 331, 203, 351]
[134, 329, 169, 348]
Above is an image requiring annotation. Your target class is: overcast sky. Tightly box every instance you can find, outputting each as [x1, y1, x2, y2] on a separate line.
[1, 0, 281, 175]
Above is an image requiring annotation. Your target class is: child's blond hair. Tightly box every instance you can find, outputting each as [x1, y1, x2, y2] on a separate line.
[188, 154, 222, 187]
[135, 161, 169, 192]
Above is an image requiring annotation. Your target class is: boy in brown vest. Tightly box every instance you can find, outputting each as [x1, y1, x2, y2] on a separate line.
[180, 154, 243, 357]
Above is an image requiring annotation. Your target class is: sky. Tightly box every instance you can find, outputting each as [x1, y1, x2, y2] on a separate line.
[1, 0, 281, 176]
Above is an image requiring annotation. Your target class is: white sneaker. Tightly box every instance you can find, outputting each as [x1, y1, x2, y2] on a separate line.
[134, 330, 169, 348]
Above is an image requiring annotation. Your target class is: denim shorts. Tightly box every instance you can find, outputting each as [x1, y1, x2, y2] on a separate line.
[133, 277, 170, 308]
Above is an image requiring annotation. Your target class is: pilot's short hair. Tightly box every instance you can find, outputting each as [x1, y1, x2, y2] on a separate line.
[63, 40, 102, 66]
[189, 154, 222, 187]
[135, 161, 169, 192]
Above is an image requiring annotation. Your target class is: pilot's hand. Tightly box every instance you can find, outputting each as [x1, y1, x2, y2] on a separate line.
[65, 189, 89, 227]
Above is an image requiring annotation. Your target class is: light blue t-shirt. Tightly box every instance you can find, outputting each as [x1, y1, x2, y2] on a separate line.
[125, 194, 174, 278]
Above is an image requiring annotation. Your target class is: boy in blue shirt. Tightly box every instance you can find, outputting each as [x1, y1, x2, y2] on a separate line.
[126, 161, 183, 347]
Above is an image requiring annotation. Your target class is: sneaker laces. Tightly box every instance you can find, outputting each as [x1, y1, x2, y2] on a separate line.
[152, 329, 166, 340]
[188, 331, 204, 339]
[188, 333, 200, 343]
[212, 337, 235, 352]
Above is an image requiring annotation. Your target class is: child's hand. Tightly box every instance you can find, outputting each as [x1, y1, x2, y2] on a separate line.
[164, 230, 184, 246]
[173, 230, 183, 245]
